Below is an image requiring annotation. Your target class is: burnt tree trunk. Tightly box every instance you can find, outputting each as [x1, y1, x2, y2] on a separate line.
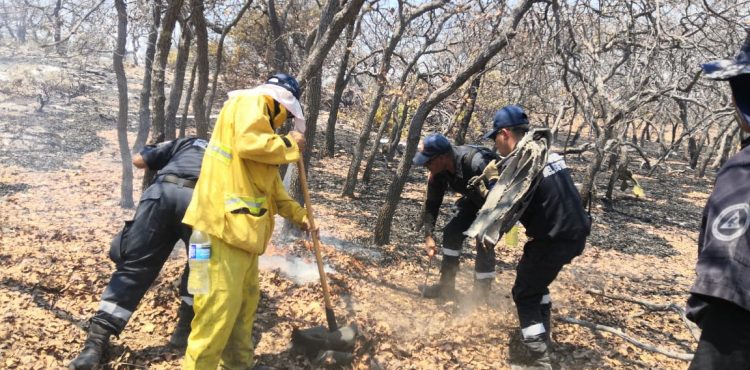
[114, 0, 134, 208]
[323, 20, 356, 157]
[52, 0, 64, 54]
[712, 125, 739, 170]
[267, 0, 289, 72]
[677, 100, 699, 169]
[454, 71, 483, 145]
[580, 123, 617, 206]
[341, 80, 387, 197]
[362, 96, 399, 184]
[191, 0, 209, 139]
[280, 0, 342, 238]
[150, 0, 183, 142]
[133, 0, 161, 153]
[605, 144, 630, 201]
[165, 18, 192, 140]
[698, 130, 720, 178]
[278, 0, 366, 238]
[386, 100, 410, 161]
[179, 60, 197, 138]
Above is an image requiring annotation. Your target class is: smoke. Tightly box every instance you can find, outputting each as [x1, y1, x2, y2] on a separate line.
[259, 254, 335, 285]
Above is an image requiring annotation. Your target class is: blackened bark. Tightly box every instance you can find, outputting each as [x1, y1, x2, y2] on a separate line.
[53, 0, 63, 54]
[180, 60, 197, 138]
[713, 125, 739, 170]
[324, 20, 355, 157]
[454, 72, 483, 145]
[580, 120, 617, 207]
[114, 0, 134, 208]
[133, 0, 161, 153]
[267, 0, 288, 72]
[191, 0, 209, 139]
[151, 0, 183, 142]
[386, 99, 410, 161]
[362, 96, 399, 185]
[165, 18, 192, 140]
[280, 0, 341, 238]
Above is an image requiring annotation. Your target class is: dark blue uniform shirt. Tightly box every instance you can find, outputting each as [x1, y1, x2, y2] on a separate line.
[423, 145, 497, 236]
[520, 153, 591, 241]
[140, 138, 207, 181]
[688, 137, 750, 322]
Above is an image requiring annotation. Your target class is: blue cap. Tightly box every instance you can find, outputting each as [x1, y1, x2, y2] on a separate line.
[267, 73, 301, 99]
[413, 133, 451, 165]
[483, 105, 529, 139]
[702, 28, 750, 80]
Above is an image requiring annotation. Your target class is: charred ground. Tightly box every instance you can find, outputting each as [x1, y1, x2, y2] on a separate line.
[0, 48, 707, 369]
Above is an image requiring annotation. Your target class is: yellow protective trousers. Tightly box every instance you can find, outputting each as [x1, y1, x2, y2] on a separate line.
[183, 237, 260, 370]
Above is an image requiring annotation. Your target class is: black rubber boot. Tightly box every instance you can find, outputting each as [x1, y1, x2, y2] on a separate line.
[68, 323, 112, 370]
[168, 301, 194, 349]
[421, 259, 458, 299]
[521, 338, 552, 370]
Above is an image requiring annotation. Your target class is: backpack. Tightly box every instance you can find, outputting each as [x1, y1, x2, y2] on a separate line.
[462, 144, 499, 170]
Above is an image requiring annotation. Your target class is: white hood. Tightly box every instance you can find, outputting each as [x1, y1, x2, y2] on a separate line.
[228, 84, 306, 134]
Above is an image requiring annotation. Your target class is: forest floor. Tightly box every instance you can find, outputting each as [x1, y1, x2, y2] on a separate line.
[0, 46, 709, 369]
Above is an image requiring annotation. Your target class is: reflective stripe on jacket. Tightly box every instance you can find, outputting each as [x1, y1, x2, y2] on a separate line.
[183, 93, 307, 254]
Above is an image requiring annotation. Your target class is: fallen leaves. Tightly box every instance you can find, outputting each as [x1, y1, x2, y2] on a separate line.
[0, 49, 707, 370]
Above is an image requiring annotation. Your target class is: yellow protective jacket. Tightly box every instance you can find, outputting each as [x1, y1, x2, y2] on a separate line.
[183, 93, 307, 254]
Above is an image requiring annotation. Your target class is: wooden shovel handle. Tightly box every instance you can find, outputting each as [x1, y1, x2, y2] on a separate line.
[296, 159, 336, 325]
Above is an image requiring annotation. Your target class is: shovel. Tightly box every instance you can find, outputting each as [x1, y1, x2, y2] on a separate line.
[291, 159, 358, 362]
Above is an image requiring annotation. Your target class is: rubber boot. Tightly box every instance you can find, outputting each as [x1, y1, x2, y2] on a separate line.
[68, 323, 112, 370]
[421, 259, 458, 299]
[168, 301, 194, 349]
[522, 338, 552, 370]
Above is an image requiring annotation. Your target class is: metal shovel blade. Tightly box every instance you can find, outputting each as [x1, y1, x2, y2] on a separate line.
[291, 323, 358, 357]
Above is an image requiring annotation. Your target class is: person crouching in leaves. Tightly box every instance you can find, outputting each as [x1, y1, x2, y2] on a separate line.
[466, 105, 591, 369]
[414, 133, 499, 304]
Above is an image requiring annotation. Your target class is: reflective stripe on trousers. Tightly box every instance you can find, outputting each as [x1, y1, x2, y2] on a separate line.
[522, 323, 546, 339]
[442, 247, 461, 257]
[475, 271, 496, 280]
[98, 301, 133, 321]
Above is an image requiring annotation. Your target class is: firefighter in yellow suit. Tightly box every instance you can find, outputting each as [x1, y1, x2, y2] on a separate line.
[182, 73, 309, 370]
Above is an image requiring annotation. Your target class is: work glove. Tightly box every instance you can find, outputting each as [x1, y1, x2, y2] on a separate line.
[466, 175, 489, 204]
[482, 160, 499, 183]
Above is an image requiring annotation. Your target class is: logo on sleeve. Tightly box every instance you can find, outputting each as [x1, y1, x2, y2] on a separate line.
[193, 139, 208, 149]
[711, 203, 750, 242]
